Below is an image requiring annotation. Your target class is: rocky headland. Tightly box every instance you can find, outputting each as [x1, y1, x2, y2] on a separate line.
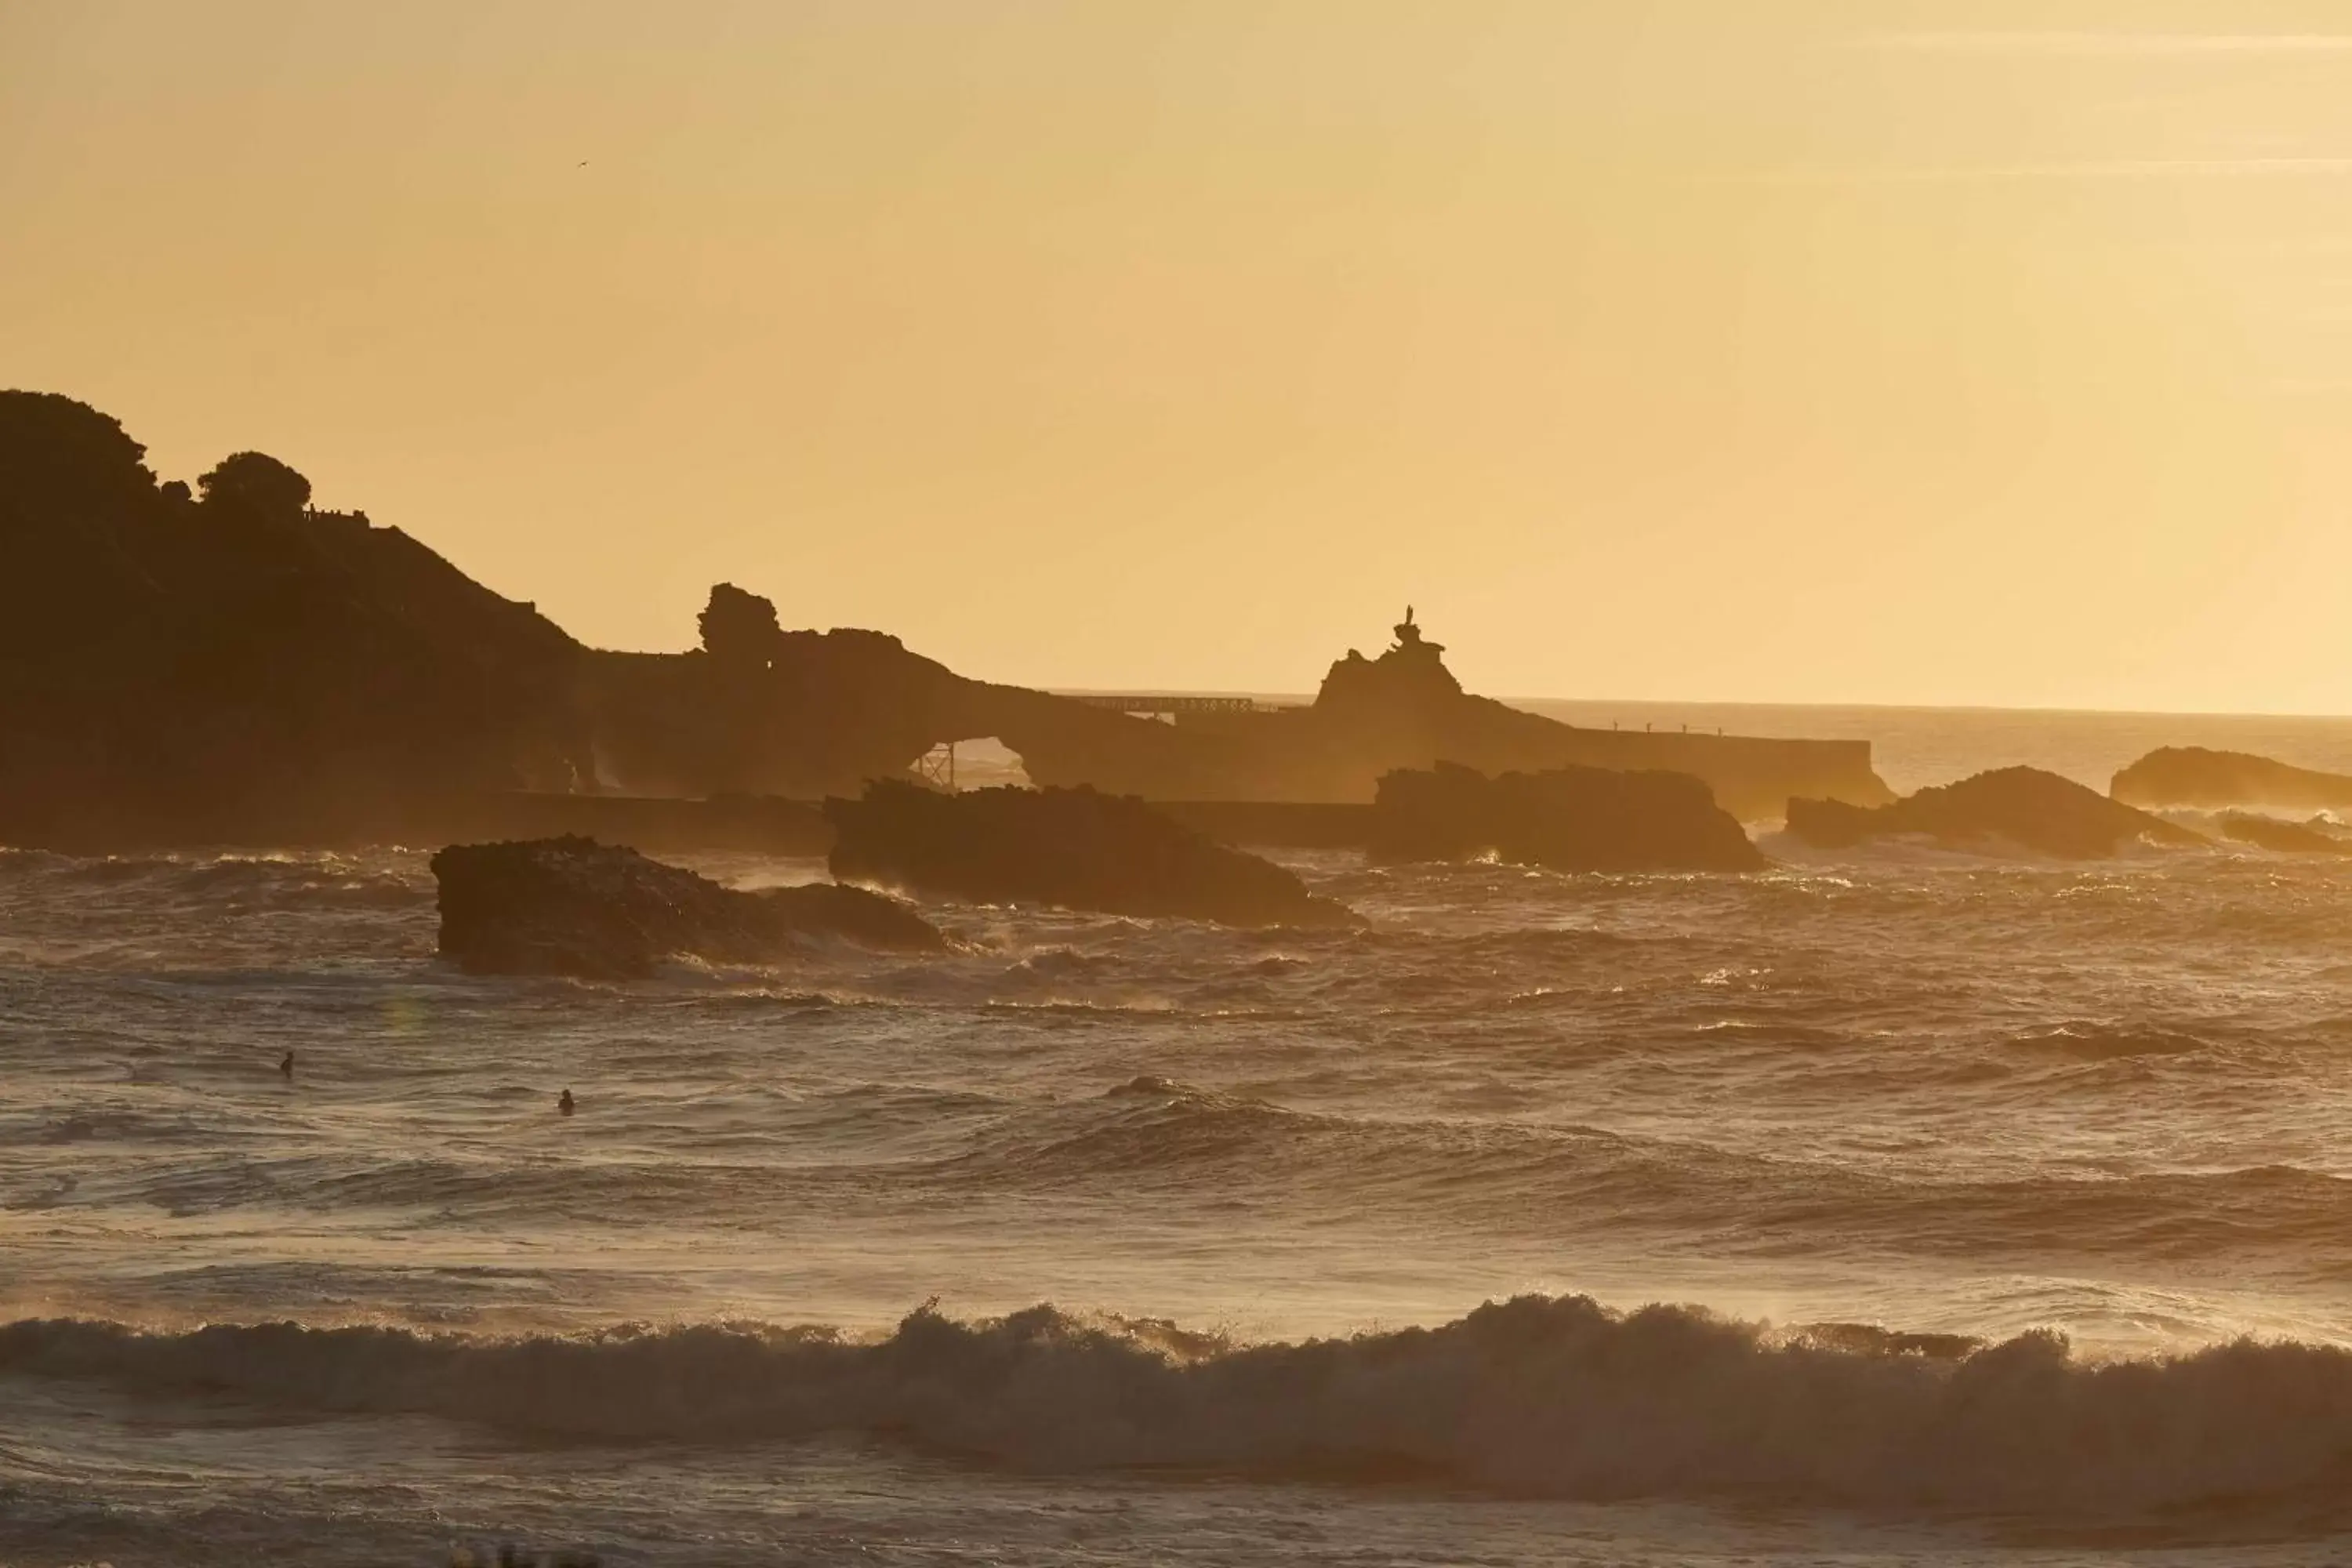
[2, 390, 1892, 850]
[2111, 747, 2352, 814]
[587, 601, 1892, 820]
[1788, 767, 2207, 859]
[825, 780, 1358, 927]
[581, 585, 1154, 803]
[431, 837, 942, 978]
[1, 393, 590, 848]
[1366, 762, 1766, 873]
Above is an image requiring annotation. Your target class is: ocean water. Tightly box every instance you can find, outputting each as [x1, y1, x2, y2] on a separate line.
[5, 708, 2352, 1566]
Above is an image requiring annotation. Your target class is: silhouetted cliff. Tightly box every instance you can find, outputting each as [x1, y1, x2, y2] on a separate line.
[825, 779, 1358, 927]
[2111, 747, 2352, 814]
[1789, 768, 2205, 859]
[2, 393, 1893, 850]
[1367, 762, 1765, 872]
[0, 395, 1148, 843]
[0, 392, 590, 846]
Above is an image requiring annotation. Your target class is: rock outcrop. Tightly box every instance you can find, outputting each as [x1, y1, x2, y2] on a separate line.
[588, 597, 1893, 819]
[1, 392, 591, 848]
[431, 836, 942, 978]
[1367, 762, 1766, 872]
[1788, 767, 2206, 859]
[2214, 812, 2352, 856]
[1003, 612, 1894, 818]
[2111, 747, 2352, 814]
[824, 780, 1357, 927]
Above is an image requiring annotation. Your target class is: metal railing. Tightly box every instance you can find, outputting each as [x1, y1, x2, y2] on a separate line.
[1060, 694, 1263, 717]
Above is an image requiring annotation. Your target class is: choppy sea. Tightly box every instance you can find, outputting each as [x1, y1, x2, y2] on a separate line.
[6, 705, 2352, 1566]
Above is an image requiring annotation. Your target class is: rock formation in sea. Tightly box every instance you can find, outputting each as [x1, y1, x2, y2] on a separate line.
[2111, 747, 2352, 814]
[2212, 812, 2352, 856]
[824, 779, 1358, 927]
[1366, 762, 1766, 872]
[1788, 767, 2207, 859]
[582, 594, 1149, 804]
[430, 836, 942, 978]
[998, 612, 1893, 818]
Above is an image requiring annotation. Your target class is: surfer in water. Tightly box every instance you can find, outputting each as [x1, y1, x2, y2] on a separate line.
[557, 1088, 575, 1116]
[279, 1050, 295, 1080]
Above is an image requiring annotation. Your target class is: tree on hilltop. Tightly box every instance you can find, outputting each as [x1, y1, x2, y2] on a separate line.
[198, 451, 312, 519]
[0, 390, 156, 511]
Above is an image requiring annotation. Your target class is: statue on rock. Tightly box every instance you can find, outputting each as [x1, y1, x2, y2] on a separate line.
[1317, 607, 1462, 717]
[1392, 604, 1443, 660]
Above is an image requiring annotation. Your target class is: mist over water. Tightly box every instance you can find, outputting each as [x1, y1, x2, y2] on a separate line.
[6, 709, 2352, 1564]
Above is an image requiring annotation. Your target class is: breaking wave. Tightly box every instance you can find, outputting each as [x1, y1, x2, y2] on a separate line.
[5, 1296, 2351, 1522]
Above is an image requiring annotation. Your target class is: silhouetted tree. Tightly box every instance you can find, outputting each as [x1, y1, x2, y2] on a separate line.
[699, 582, 782, 670]
[198, 451, 311, 518]
[0, 390, 155, 511]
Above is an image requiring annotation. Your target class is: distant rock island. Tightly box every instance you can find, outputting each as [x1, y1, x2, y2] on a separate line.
[2111, 747, 2352, 814]
[825, 779, 1358, 927]
[432, 837, 941, 978]
[2, 392, 1890, 849]
[1789, 767, 2205, 859]
[1367, 762, 1765, 873]
[2212, 812, 2352, 857]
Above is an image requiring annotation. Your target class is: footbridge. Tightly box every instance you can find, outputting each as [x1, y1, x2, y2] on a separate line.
[1057, 693, 1271, 717]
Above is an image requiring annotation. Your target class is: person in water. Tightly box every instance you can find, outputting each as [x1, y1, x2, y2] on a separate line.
[279, 1050, 294, 1080]
[557, 1089, 575, 1116]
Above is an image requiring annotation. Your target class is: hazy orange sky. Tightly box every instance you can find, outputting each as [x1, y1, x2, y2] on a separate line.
[6, 1, 2350, 709]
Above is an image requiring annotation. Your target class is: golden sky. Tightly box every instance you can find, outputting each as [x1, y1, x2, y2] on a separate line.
[5, 0, 2350, 709]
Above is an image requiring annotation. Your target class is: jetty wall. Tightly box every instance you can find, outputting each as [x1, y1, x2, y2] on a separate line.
[445, 795, 1362, 855]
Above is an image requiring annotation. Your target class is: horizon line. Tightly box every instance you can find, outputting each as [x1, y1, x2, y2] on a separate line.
[1044, 688, 2352, 724]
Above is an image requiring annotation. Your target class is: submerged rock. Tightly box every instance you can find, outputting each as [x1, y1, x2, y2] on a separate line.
[1367, 762, 1766, 873]
[824, 780, 1357, 927]
[431, 836, 942, 978]
[2214, 812, 2352, 856]
[2112, 746, 2352, 813]
[1788, 767, 2206, 859]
